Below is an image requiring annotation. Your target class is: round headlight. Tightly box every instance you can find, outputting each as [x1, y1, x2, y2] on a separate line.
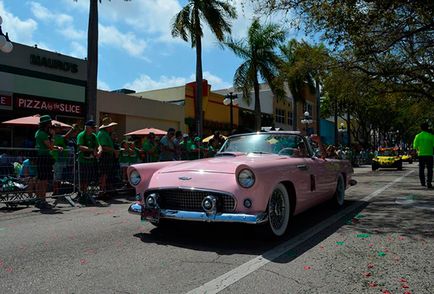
[129, 170, 141, 186]
[238, 169, 255, 188]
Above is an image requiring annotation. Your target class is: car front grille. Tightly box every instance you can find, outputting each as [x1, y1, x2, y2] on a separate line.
[146, 189, 236, 212]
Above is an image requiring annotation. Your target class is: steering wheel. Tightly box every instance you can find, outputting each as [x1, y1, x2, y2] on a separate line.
[278, 148, 295, 156]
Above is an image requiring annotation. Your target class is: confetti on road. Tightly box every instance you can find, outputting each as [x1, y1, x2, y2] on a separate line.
[362, 272, 372, 277]
[398, 236, 405, 240]
[402, 284, 410, 289]
[368, 282, 377, 288]
[403, 291, 412, 294]
[0, 260, 3, 267]
[400, 278, 408, 283]
[367, 263, 374, 269]
[357, 233, 371, 239]
[303, 266, 311, 270]
[336, 241, 345, 246]
[79, 259, 88, 265]
[382, 290, 391, 294]
[378, 252, 386, 257]
[354, 213, 366, 219]
[368, 243, 374, 247]
[5, 266, 13, 273]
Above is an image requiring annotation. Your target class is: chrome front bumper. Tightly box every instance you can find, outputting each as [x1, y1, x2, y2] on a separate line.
[128, 203, 267, 224]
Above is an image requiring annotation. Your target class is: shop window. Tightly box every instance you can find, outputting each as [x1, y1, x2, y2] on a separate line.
[287, 111, 293, 126]
[275, 109, 285, 124]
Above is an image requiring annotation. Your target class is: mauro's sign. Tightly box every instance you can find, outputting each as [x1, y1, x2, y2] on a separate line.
[14, 94, 84, 116]
[30, 54, 79, 73]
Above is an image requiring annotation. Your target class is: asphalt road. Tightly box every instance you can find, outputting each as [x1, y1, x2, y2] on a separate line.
[0, 163, 433, 294]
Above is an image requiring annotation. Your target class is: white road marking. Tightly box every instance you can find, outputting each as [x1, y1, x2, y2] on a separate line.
[187, 170, 414, 294]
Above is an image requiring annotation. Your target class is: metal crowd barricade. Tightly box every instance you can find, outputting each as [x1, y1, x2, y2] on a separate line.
[0, 147, 78, 208]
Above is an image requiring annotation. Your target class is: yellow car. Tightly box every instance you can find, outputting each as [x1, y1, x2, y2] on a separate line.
[372, 148, 403, 171]
[399, 152, 413, 164]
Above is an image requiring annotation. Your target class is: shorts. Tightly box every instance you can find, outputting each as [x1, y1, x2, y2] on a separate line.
[98, 153, 114, 177]
[79, 160, 98, 185]
[53, 161, 67, 181]
[36, 155, 54, 181]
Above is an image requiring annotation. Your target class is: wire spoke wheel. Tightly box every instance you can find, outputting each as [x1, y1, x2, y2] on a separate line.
[267, 183, 290, 237]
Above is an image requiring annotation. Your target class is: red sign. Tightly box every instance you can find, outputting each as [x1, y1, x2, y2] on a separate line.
[15, 96, 84, 115]
[0, 95, 12, 106]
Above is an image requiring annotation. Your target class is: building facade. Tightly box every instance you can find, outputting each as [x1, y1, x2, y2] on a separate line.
[0, 43, 87, 147]
[97, 90, 185, 136]
[133, 80, 238, 136]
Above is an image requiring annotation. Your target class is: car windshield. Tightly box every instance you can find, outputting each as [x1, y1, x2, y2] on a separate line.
[378, 149, 397, 156]
[219, 133, 309, 157]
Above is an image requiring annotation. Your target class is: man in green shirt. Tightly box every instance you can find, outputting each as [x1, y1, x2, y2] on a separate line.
[413, 122, 434, 188]
[51, 123, 75, 195]
[77, 120, 99, 193]
[34, 115, 63, 209]
[97, 117, 118, 197]
[142, 132, 159, 162]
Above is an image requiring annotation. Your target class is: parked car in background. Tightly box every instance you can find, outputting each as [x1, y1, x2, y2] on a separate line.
[128, 132, 356, 238]
[399, 151, 413, 164]
[372, 147, 403, 171]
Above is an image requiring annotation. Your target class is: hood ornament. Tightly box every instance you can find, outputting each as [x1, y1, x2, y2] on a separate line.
[179, 176, 192, 181]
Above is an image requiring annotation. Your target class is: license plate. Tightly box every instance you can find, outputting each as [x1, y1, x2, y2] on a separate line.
[142, 208, 159, 221]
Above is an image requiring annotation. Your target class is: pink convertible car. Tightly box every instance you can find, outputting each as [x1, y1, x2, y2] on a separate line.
[128, 132, 356, 237]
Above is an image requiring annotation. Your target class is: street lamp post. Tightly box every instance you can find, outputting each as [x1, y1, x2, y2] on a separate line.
[223, 92, 238, 131]
[338, 122, 346, 146]
[300, 111, 313, 136]
[0, 16, 13, 53]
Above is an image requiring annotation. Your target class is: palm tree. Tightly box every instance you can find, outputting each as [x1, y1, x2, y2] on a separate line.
[224, 19, 286, 131]
[279, 40, 328, 131]
[75, 0, 130, 120]
[171, 0, 236, 136]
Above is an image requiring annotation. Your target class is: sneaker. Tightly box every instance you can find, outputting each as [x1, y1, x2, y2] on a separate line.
[428, 184, 433, 189]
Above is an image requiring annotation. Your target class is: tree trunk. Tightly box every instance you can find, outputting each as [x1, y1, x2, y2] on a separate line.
[292, 95, 297, 131]
[86, 0, 98, 121]
[194, 14, 203, 137]
[334, 97, 338, 146]
[253, 73, 261, 131]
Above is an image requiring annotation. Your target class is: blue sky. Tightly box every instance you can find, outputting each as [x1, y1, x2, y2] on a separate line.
[1, 0, 306, 92]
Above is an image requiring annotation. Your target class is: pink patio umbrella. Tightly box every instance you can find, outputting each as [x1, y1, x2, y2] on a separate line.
[2, 114, 72, 128]
[124, 127, 167, 136]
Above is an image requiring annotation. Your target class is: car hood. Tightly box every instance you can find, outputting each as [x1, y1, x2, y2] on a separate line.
[156, 152, 284, 174]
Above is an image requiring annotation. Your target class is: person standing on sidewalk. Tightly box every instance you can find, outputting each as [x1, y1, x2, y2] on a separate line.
[96, 117, 118, 197]
[77, 120, 99, 193]
[34, 115, 63, 209]
[413, 122, 434, 189]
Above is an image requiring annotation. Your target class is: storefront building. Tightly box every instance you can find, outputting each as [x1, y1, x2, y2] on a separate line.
[0, 43, 87, 147]
[132, 80, 238, 136]
[97, 89, 185, 137]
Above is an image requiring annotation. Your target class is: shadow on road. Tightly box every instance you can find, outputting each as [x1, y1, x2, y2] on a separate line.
[133, 200, 369, 261]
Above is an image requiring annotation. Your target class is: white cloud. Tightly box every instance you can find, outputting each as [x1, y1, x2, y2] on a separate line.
[0, 1, 37, 45]
[123, 74, 187, 92]
[99, 24, 148, 59]
[190, 71, 232, 90]
[69, 41, 86, 59]
[124, 71, 231, 92]
[98, 79, 111, 91]
[30, 1, 85, 40]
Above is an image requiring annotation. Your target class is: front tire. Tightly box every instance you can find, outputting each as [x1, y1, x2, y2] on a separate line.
[331, 174, 345, 208]
[266, 183, 291, 237]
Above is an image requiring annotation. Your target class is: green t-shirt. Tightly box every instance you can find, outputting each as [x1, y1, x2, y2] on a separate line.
[51, 134, 68, 161]
[142, 139, 159, 162]
[97, 129, 114, 153]
[35, 129, 50, 156]
[119, 149, 130, 164]
[77, 130, 98, 163]
[413, 131, 434, 156]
